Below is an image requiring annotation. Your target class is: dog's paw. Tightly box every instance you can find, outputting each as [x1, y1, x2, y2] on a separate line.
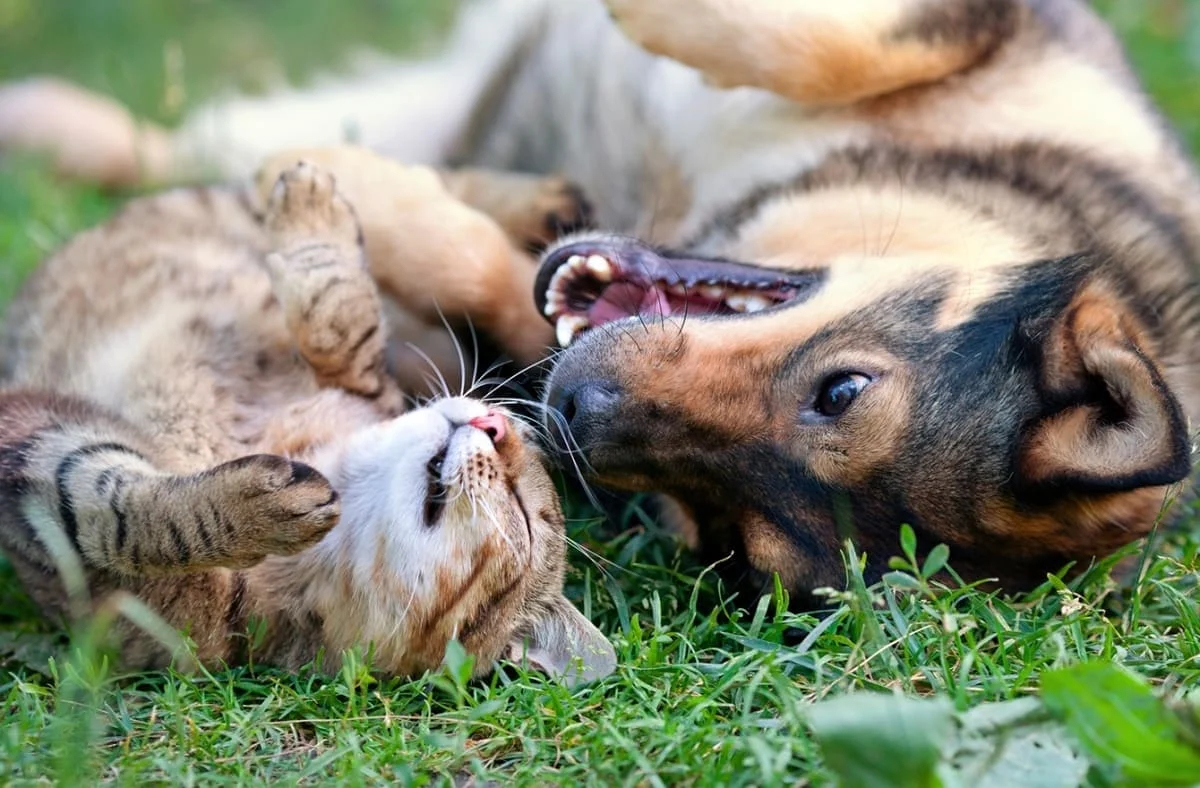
[533, 178, 594, 250]
[264, 161, 363, 253]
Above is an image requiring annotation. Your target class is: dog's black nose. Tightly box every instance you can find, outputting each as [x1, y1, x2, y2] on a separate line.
[550, 380, 622, 444]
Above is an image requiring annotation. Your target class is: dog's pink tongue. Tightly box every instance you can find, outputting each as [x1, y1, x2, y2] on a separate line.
[641, 286, 671, 317]
[588, 283, 672, 325]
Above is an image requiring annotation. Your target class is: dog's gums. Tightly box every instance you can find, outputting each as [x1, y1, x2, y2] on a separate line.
[537, 239, 822, 346]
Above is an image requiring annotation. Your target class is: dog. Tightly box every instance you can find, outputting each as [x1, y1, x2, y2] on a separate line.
[2, 0, 1199, 605]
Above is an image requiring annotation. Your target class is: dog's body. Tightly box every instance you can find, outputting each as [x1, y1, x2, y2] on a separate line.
[2, 0, 1199, 601]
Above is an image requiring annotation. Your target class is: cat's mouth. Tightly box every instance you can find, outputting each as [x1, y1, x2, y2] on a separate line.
[536, 239, 823, 347]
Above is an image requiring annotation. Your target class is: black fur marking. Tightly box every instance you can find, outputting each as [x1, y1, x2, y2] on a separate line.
[892, 0, 1019, 49]
[530, 183, 596, 254]
[0, 437, 40, 498]
[347, 324, 379, 355]
[686, 144, 1196, 271]
[94, 467, 117, 495]
[165, 519, 191, 564]
[55, 443, 145, 550]
[299, 276, 352, 323]
[207, 499, 233, 538]
[288, 461, 324, 487]
[109, 475, 129, 555]
[192, 505, 217, 557]
[458, 571, 523, 646]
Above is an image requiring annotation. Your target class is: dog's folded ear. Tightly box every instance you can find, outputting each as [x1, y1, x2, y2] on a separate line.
[1018, 281, 1192, 494]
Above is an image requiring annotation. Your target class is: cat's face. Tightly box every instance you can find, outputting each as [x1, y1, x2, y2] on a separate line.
[311, 397, 615, 684]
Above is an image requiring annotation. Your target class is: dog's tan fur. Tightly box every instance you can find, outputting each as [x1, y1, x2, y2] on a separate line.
[1, 0, 1198, 602]
[0, 152, 614, 681]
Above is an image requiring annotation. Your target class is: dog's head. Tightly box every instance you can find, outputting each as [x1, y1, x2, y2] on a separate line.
[535, 149, 1195, 601]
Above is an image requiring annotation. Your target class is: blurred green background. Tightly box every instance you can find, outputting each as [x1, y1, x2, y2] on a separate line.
[0, 0, 1198, 310]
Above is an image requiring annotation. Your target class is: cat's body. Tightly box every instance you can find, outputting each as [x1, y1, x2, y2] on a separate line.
[0, 158, 615, 682]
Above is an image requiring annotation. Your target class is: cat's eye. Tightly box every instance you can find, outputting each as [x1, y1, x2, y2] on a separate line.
[424, 448, 449, 526]
[813, 373, 872, 418]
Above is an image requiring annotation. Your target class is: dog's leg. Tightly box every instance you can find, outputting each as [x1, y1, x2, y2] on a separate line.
[0, 0, 549, 187]
[604, 0, 1021, 106]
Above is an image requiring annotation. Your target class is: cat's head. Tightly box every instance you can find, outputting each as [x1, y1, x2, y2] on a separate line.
[310, 397, 616, 685]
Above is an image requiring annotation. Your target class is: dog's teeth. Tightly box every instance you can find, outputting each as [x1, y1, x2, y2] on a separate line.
[556, 315, 589, 347]
[548, 267, 572, 295]
[743, 294, 772, 313]
[543, 290, 566, 317]
[725, 294, 750, 312]
[585, 255, 613, 281]
[667, 282, 689, 296]
[567, 254, 587, 271]
[700, 285, 725, 300]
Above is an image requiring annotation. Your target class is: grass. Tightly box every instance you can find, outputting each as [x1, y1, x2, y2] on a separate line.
[2, 1, 1200, 785]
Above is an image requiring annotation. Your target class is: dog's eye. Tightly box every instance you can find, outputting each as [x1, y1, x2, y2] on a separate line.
[815, 373, 872, 417]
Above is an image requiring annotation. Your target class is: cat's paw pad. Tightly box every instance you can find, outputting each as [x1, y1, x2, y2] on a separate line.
[218, 454, 341, 558]
[264, 161, 362, 251]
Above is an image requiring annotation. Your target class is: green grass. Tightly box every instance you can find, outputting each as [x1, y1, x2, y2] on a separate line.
[3, 1, 1200, 785]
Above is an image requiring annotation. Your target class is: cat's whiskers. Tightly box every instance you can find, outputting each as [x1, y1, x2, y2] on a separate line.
[404, 341, 454, 400]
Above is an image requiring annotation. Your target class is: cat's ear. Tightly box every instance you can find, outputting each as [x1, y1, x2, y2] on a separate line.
[506, 598, 616, 686]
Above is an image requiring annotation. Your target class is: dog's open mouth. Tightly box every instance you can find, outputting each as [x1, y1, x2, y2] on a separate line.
[536, 239, 821, 347]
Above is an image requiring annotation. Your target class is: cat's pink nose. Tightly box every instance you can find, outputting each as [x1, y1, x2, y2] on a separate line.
[468, 410, 507, 444]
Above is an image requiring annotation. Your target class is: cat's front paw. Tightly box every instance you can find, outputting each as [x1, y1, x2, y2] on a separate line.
[263, 161, 363, 253]
[214, 454, 341, 563]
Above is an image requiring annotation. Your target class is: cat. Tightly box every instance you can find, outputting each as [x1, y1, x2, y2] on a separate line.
[0, 152, 616, 684]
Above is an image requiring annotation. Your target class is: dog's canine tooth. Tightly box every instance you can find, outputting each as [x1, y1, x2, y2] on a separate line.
[567, 254, 587, 271]
[556, 315, 589, 347]
[585, 255, 614, 281]
[725, 293, 750, 312]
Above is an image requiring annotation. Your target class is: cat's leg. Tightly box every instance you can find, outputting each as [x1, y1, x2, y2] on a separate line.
[603, 0, 1021, 106]
[262, 161, 404, 414]
[0, 391, 340, 580]
[257, 148, 554, 365]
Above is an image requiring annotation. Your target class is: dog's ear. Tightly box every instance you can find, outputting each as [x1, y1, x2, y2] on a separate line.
[1018, 282, 1191, 494]
[505, 598, 616, 686]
